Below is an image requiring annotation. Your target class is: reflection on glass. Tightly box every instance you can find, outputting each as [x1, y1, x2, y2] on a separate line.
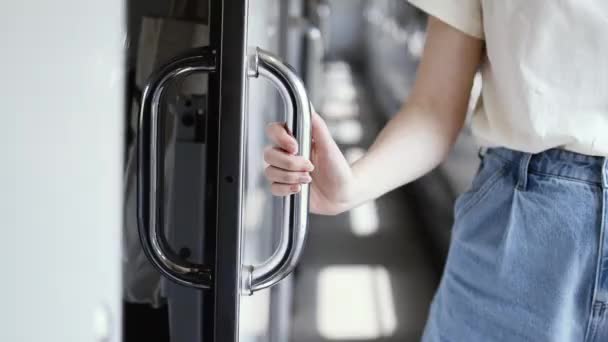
[239, 290, 271, 339]
[244, 188, 268, 232]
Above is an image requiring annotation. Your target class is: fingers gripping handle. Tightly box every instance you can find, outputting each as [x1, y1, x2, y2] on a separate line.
[243, 48, 312, 295]
[137, 46, 311, 293]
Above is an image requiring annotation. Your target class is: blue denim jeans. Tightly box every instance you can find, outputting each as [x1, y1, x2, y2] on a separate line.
[423, 147, 608, 342]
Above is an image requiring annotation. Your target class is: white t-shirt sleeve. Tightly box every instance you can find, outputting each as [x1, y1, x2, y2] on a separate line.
[408, 0, 484, 39]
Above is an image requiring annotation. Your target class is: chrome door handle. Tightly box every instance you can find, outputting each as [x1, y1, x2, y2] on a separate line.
[137, 46, 312, 293]
[137, 46, 216, 289]
[242, 48, 312, 295]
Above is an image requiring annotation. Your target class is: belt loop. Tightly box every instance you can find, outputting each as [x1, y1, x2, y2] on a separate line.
[602, 158, 608, 189]
[517, 153, 533, 191]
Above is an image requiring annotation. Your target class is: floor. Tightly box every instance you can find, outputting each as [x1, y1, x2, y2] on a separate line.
[290, 62, 440, 342]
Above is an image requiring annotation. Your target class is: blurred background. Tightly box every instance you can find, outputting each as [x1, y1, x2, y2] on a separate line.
[123, 1, 481, 341]
[1, 0, 481, 341]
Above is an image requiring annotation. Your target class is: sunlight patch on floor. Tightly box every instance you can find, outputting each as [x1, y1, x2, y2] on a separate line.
[316, 265, 397, 340]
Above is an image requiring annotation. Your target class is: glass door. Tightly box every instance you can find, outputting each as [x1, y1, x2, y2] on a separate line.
[124, 1, 315, 341]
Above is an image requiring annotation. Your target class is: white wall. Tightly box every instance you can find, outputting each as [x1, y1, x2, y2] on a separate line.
[0, 1, 124, 341]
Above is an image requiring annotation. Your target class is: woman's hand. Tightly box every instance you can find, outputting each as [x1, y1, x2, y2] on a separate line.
[264, 112, 356, 215]
[265, 17, 483, 215]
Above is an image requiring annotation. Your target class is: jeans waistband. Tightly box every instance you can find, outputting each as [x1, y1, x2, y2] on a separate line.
[485, 147, 608, 187]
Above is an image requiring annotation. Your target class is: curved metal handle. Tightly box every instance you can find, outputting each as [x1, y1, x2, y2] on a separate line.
[243, 48, 312, 294]
[137, 46, 216, 289]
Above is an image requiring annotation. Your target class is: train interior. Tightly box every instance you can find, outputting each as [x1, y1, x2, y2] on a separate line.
[121, 1, 482, 341]
[1, 0, 481, 341]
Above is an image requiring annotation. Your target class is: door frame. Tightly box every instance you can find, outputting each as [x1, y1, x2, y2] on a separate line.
[206, 1, 249, 340]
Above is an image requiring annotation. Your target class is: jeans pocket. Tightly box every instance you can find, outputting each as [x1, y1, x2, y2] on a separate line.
[454, 156, 510, 220]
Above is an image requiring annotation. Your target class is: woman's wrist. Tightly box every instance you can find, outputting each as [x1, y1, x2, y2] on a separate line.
[341, 160, 372, 211]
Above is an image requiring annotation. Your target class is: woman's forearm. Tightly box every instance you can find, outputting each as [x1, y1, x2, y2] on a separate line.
[343, 17, 483, 211]
[348, 102, 466, 208]
[262, 17, 483, 215]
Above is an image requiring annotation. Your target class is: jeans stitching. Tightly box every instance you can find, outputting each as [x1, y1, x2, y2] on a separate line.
[603, 159, 608, 188]
[517, 154, 532, 191]
[488, 153, 604, 187]
[484, 152, 515, 166]
[529, 171, 603, 188]
[587, 303, 606, 342]
[588, 317, 599, 342]
[456, 164, 510, 221]
[585, 189, 607, 341]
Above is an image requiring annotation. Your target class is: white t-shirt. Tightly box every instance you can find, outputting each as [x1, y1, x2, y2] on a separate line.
[408, 0, 608, 157]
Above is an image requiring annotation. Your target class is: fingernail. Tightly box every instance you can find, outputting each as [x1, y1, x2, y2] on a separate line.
[307, 162, 315, 171]
[300, 176, 312, 183]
